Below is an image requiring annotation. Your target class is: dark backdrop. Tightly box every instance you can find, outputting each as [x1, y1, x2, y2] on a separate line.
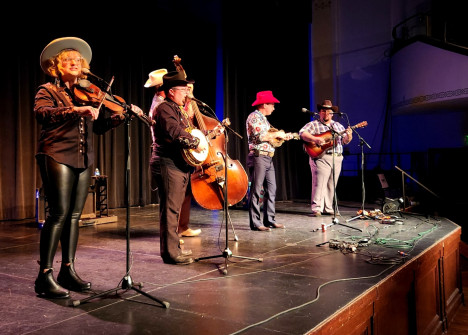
[0, 1, 313, 220]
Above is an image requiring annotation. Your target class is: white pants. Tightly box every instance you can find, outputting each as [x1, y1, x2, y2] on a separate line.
[309, 154, 343, 213]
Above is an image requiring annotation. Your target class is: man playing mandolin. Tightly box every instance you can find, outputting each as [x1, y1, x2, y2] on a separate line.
[299, 99, 353, 217]
[246, 90, 295, 231]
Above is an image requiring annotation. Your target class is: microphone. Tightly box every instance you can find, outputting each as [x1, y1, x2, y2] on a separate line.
[187, 94, 208, 107]
[330, 111, 344, 116]
[301, 108, 318, 116]
[81, 68, 106, 82]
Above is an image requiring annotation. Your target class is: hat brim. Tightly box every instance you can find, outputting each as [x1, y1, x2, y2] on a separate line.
[144, 69, 168, 88]
[316, 104, 339, 113]
[40, 37, 92, 74]
[144, 79, 156, 88]
[160, 78, 195, 91]
[252, 97, 280, 106]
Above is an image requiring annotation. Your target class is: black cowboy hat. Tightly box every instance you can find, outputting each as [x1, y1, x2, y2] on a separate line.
[160, 71, 194, 91]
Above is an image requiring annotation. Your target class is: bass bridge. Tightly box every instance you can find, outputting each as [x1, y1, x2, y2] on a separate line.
[193, 160, 225, 186]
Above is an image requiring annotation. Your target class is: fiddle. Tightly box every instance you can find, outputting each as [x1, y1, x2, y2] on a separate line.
[73, 79, 153, 127]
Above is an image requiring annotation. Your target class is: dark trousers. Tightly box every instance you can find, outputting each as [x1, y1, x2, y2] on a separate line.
[151, 157, 190, 261]
[177, 184, 192, 234]
[247, 154, 277, 229]
[37, 155, 91, 269]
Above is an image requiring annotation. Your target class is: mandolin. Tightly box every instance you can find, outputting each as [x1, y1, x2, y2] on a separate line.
[267, 128, 300, 148]
[303, 121, 367, 158]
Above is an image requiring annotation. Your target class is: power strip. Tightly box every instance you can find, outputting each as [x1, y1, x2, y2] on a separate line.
[329, 239, 359, 252]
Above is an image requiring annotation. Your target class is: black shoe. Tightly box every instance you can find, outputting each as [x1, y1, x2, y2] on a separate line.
[266, 223, 285, 229]
[323, 211, 340, 216]
[163, 255, 194, 265]
[57, 263, 91, 292]
[251, 226, 271, 232]
[35, 269, 70, 299]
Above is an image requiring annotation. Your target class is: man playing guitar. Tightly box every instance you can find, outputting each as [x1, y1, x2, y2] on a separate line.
[299, 99, 353, 217]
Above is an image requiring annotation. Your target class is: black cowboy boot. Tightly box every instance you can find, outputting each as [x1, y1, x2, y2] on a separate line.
[57, 262, 91, 292]
[35, 268, 70, 298]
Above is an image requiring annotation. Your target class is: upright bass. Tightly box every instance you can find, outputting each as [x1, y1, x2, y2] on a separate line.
[173, 56, 248, 210]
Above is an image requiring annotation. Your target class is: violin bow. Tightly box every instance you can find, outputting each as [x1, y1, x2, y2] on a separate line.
[96, 76, 115, 111]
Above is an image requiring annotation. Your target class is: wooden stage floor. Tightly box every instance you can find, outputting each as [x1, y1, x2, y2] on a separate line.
[0, 201, 462, 334]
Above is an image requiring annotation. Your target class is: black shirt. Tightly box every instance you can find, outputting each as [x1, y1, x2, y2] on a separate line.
[34, 82, 122, 169]
[151, 99, 199, 171]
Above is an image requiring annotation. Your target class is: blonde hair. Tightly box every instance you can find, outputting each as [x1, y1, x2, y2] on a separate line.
[44, 49, 90, 78]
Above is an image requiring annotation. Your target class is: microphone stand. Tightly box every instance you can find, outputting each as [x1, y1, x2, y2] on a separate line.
[193, 100, 239, 241]
[346, 126, 372, 223]
[72, 92, 169, 309]
[314, 114, 361, 232]
[195, 102, 262, 275]
[394, 165, 440, 218]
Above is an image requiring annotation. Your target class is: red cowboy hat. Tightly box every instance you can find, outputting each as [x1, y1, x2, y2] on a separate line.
[251, 90, 280, 106]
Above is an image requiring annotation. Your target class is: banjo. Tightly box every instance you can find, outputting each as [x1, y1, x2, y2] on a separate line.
[181, 127, 209, 167]
[181, 120, 227, 167]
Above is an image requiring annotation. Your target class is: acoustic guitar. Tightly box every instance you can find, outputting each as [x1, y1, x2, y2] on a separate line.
[303, 121, 367, 158]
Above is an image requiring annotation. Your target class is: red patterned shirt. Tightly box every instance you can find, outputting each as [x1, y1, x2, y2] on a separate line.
[246, 110, 275, 153]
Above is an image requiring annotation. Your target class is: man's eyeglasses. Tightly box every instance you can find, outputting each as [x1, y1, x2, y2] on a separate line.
[172, 87, 188, 92]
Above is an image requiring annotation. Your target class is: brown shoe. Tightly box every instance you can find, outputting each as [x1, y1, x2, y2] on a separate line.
[163, 255, 194, 265]
[267, 223, 285, 229]
[311, 211, 321, 217]
[180, 228, 202, 237]
[252, 226, 271, 232]
[181, 249, 192, 256]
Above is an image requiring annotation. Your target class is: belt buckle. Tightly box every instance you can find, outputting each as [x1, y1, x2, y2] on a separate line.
[252, 149, 274, 157]
[327, 151, 341, 157]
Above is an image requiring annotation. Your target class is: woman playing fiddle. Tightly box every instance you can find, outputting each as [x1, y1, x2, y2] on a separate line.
[34, 37, 142, 298]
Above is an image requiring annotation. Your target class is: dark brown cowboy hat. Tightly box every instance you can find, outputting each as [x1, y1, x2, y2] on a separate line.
[316, 99, 339, 113]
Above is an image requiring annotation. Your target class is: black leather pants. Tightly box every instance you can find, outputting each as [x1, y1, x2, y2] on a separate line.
[37, 155, 91, 269]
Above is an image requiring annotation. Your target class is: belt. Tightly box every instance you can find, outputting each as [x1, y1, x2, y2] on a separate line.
[251, 150, 274, 157]
[326, 152, 342, 156]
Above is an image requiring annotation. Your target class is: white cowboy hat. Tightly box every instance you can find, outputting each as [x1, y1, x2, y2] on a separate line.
[40, 37, 92, 74]
[144, 68, 168, 88]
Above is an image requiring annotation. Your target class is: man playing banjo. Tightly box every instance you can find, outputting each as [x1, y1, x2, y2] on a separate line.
[150, 71, 207, 265]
